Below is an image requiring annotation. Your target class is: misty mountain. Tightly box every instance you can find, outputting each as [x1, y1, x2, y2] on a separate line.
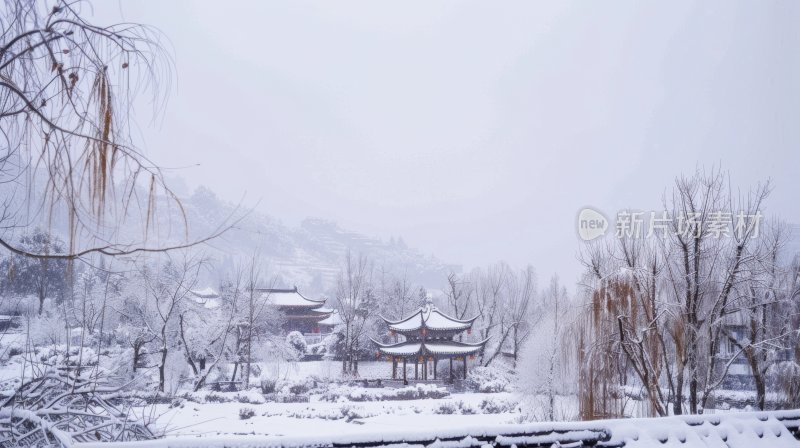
[180, 187, 458, 294]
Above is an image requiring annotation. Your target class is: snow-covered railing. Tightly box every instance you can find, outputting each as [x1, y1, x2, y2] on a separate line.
[71, 410, 800, 448]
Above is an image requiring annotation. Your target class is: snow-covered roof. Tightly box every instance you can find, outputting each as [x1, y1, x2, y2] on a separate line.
[374, 342, 423, 356]
[319, 310, 343, 327]
[383, 305, 477, 333]
[261, 287, 326, 309]
[190, 287, 222, 309]
[191, 286, 219, 298]
[372, 338, 488, 357]
[424, 340, 489, 356]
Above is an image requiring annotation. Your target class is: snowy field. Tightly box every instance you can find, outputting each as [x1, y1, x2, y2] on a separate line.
[4, 347, 799, 448]
[76, 360, 800, 447]
[122, 360, 535, 439]
[142, 392, 521, 439]
[74, 410, 800, 448]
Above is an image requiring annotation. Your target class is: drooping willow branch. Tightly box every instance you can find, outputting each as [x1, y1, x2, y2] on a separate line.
[0, 0, 226, 260]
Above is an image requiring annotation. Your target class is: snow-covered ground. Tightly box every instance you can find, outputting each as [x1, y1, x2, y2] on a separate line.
[141, 392, 521, 439]
[4, 348, 799, 448]
[74, 409, 800, 448]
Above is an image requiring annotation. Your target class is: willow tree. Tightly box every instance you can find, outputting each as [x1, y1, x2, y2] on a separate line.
[0, 0, 227, 261]
[0, 3, 229, 444]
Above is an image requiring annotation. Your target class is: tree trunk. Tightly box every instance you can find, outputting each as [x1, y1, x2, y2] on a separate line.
[38, 290, 45, 316]
[689, 338, 698, 413]
[132, 344, 140, 373]
[231, 362, 239, 382]
[158, 346, 167, 392]
[179, 315, 199, 375]
[674, 367, 684, 415]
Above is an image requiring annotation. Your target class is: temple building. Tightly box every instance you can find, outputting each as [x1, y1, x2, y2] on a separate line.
[258, 287, 333, 334]
[372, 302, 487, 384]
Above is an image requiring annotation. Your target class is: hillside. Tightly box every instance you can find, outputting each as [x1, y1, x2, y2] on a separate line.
[180, 187, 458, 294]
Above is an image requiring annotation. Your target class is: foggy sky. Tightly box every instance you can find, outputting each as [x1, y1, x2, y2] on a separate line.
[96, 1, 800, 285]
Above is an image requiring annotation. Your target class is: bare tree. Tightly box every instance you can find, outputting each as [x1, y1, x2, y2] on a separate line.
[719, 220, 792, 410]
[446, 271, 474, 320]
[472, 264, 507, 364]
[335, 251, 373, 375]
[578, 168, 774, 416]
[661, 169, 770, 413]
[134, 255, 203, 392]
[508, 266, 537, 366]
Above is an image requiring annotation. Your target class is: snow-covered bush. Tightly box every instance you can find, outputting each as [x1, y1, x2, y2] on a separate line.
[235, 390, 266, 404]
[282, 405, 377, 421]
[28, 314, 65, 346]
[435, 401, 459, 414]
[339, 404, 369, 421]
[204, 392, 227, 403]
[239, 407, 256, 420]
[1, 370, 153, 446]
[464, 365, 511, 393]
[307, 341, 327, 356]
[1, 341, 23, 361]
[480, 397, 519, 414]
[275, 377, 316, 395]
[286, 331, 307, 359]
[260, 375, 277, 394]
[321, 383, 449, 402]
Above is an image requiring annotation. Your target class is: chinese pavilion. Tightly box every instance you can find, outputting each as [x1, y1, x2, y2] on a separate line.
[257, 287, 333, 334]
[372, 303, 487, 384]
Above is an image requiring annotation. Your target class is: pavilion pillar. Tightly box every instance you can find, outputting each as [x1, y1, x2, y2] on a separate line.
[403, 358, 408, 385]
[423, 358, 427, 380]
[449, 358, 454, 383]
[463, 356, 467, 379]
[392, 358, 397, 380]
[415, 359, 418, 380]
[433, 358, 437, 380]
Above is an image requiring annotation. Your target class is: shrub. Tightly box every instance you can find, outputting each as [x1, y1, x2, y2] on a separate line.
[465, 365, 511, 393]
[239, 407, 256, 420]
[286, 331, 307, 359]
[276, 378, 315, 396]
[435, 402, 458, 414]
[434, 400, 477, 415]
[260, 376, 277, 394]
[480, 397, 518, 414]
[6, 344, 23, 358]
[289, 382, 309, 395]
[320, 383, 449, 402]
[204, 392, 227, 403]
[339, 404, 366, 421]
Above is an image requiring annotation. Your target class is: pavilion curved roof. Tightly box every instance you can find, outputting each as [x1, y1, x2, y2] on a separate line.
[371, 338, 489, 357]
[381, 305, 478, 333]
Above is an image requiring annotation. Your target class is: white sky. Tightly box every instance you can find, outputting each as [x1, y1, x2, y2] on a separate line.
[96, 1, 800, 284]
